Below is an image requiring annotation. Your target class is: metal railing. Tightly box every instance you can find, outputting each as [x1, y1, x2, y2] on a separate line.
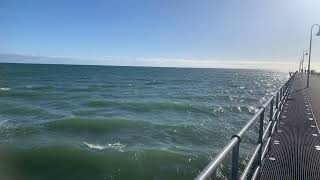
[195, 72, 296, 180]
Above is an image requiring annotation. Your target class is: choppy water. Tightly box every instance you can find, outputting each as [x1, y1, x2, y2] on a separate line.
[0, 63, 287, 180]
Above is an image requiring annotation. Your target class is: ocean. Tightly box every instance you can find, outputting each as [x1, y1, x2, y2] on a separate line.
[0, 63, 287, 180]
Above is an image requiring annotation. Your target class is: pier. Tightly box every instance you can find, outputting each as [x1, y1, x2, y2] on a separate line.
[196, 73, 320, 180]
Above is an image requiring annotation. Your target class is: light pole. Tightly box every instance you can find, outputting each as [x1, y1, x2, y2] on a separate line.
[302, 50, 309, 72]
[307, 24, 320, 88]
[301, 50, 308, 77]
[299, 60, 302, 73]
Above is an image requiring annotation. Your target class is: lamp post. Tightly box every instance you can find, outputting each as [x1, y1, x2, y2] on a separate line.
[301, 50, 308, 77]
[307, 24, 320, 88]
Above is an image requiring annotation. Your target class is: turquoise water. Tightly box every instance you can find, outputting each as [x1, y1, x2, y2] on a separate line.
[0, 63, 287, 180]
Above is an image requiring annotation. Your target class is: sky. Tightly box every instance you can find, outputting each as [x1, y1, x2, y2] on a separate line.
[0, 0, 320, 71]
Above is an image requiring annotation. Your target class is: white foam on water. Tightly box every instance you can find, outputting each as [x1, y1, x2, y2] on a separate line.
[0, 120, 8, 126]
[248, 106, 258, 113]
[83, 142, 126, 152]
[83, 142, 107, 150]
[0, 88, 10, 91]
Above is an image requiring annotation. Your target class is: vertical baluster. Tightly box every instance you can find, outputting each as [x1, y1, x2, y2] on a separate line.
[280, 88, 283, 110]
[276, 92, 279, 113]
[257, 108, 265, 167]
[269, 98, 274, 136]
[268, 98, 274, 152]
[231, 141, 240, 180]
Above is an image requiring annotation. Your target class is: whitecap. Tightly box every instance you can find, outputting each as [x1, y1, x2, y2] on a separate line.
[0, 88, 10, 91]
[0, 120, 8, 126]
[83, 141, 126, 152]
[248, 106, 258, 113]
[259, 97, 266, 104]
[83, 142, 108, 150]
[213, 106, 225, 113]
[237, 107, 241, 112]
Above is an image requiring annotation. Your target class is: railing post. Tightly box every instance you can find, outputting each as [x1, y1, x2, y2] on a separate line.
[280, 88, 283, 110]
[276, 92, 279, 111]
[231, 140, 240, 180]
[267, 98, 274, 153]
[269, 98, 274, 137]
[257, 108, 265, 166]
[285, 82, 288, 93]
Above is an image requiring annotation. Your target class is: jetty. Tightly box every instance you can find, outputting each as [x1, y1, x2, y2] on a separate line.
[195, 72, 320, 180]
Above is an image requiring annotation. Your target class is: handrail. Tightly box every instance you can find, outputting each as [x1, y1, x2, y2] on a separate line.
[195, 72, 296, 180]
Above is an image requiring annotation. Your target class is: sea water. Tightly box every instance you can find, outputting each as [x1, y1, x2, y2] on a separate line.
[0, 63, 287, 180]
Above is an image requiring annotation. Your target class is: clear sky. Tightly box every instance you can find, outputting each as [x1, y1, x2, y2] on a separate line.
[0, 0, 319, 70]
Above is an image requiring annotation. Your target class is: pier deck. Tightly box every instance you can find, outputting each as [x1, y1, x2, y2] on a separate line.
[260, 74, 320, 179]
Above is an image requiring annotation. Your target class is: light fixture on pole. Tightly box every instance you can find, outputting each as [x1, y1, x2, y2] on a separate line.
[307, 24, 320, 88]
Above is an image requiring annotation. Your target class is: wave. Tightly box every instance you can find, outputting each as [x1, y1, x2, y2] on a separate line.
[85, 100, 218, 116]
[0, 87, 10, 91]
[66, 86, 114, 92]
[0, 125, 41, 138]
[144, 80, 161, 85]
[88, 84, 118, 89]
[45, 118, 224, 146]
[0, 120, 8, 126]
[86, 100, 193, 110]
[0, 90, 40, 98]
[0, 145, 249, 180]
[83, 142, 126, 152]
[45, 117, 206, 133]
[25, 85, 54, 90]
[0, 105, 54, 117]
[85, 100, 259, 115]
[85, 100, 115, 108]
[45, 118, 147, 132]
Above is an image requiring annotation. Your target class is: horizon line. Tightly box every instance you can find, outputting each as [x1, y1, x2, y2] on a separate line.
[0, 53, 317, 72]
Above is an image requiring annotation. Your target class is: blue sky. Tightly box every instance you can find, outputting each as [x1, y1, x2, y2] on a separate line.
[0, 0, 319, 70]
